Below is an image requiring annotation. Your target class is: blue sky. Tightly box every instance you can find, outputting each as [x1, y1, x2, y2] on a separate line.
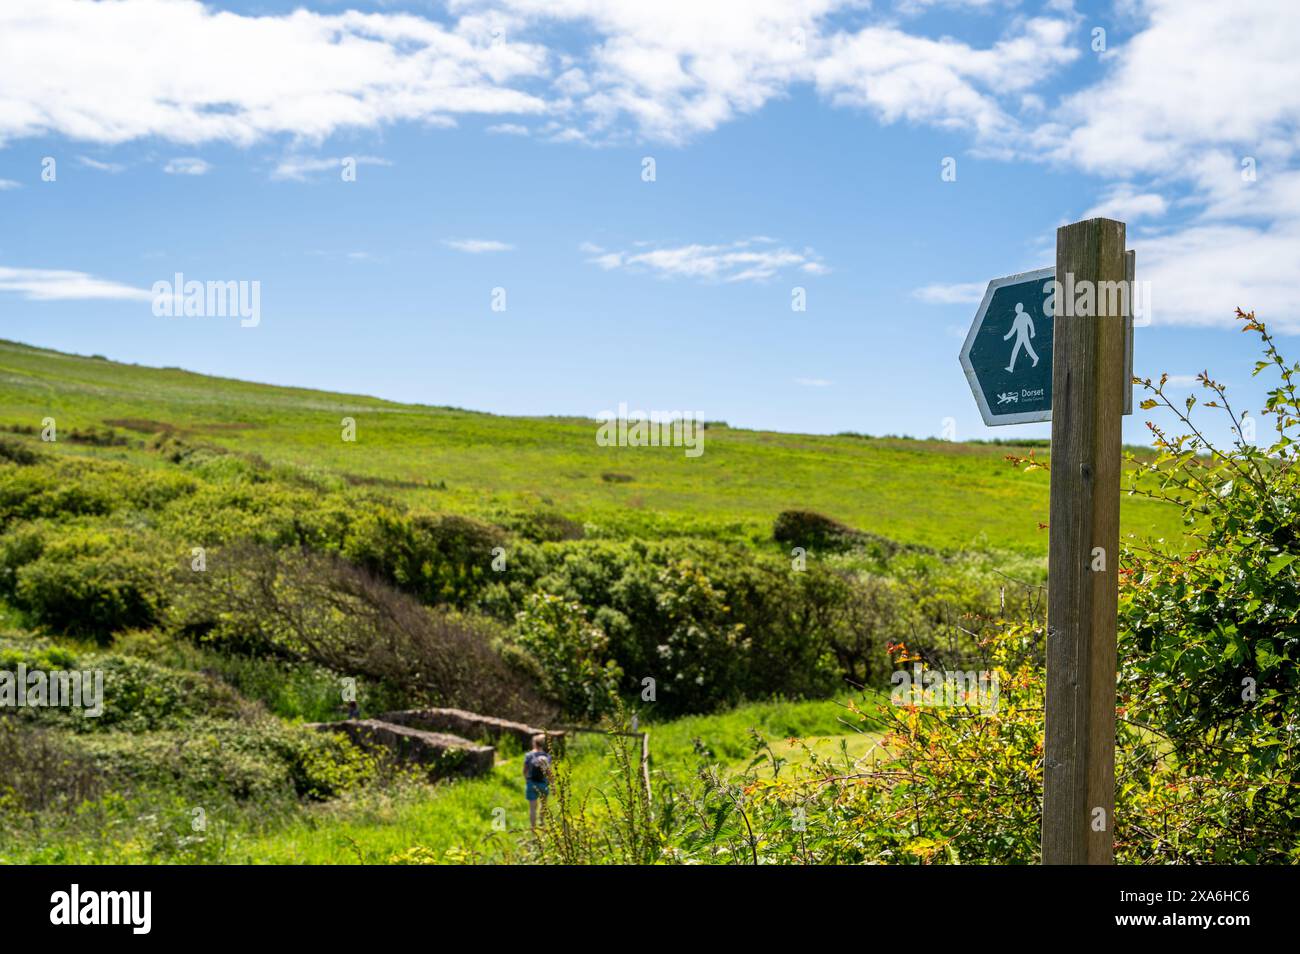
[2, 0, 1297, 446]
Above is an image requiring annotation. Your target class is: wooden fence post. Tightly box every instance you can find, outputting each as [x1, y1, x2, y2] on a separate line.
[1042, 217, 1127, 864]
[641, 732, 652, 804]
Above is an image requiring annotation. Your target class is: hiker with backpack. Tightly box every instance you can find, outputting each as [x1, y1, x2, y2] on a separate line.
[523, 734, 552, 829]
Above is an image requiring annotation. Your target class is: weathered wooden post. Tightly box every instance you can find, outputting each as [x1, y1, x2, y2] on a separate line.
[958, 219, 1132, 864]
[1041, 218, 1127, 864]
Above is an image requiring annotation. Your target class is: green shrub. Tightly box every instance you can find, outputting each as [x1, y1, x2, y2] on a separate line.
[171, 543, 548, 720]
[276, 725, 380, 801]
[0, 465, 118, 526]
[773, 509, 858, 553]
[2, 524, 172, 641]
[1115, 310, 1300, 861]
[484, 540, 845, 714]
[4, 650, 248, 732]
[78, 723, 289, 801]
[0, 437, 43, 466]
[0, 458, 195, 529]
[811, 572, 913, 688]
[0, 641, 79, 671]
[342, 508, 505, 608]
[643, 559, 751, 714]
[656, 626, 1043, 864]
[73, 718, 376, 803]
[514, 593, 621, 719]
[496, 509, 585, 543]
[0, 719, 103, 813]
[156, 481, 354, 550]
[111, 629, 363, 722]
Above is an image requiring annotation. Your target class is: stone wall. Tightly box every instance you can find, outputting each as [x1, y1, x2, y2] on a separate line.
[379, 707, 564, 753]
[309, 718, 495, 780]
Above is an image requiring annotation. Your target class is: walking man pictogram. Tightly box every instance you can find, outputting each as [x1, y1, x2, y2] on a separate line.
[1003, 302, 1039, 373]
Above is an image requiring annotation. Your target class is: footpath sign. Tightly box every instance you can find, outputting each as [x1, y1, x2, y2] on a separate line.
[959, 266, 1056, 425]
[959, 220, 1136, 865]
[959, 262, 1134, 425]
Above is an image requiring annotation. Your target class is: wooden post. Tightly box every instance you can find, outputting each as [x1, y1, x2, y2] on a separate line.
[1123, 249, 1135, 415]
[1042, 218, 1127, 864]
[641, 731, 652, 804]
[553, 723, 653, 804]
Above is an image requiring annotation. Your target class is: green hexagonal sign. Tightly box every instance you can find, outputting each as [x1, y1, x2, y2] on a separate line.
[959, 267, 1055, 425]
[959, 266, 1133, 426]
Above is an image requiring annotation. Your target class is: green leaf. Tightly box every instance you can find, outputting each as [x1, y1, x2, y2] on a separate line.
[1222, 635, 1246, 665]
[1255, 642, 1283, 672]
[1266, 554, 1298, 576]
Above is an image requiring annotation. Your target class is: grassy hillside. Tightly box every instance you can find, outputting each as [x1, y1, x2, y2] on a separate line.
[0, 337, 1208, 866]
[4, 312, 1292, 866]
[0, 338, 1182, 553]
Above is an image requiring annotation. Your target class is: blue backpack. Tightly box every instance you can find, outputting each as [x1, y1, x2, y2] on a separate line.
[528, 753, 550, 783]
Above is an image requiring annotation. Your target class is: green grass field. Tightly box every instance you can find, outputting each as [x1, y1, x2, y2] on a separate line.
[234, 698, 882, 865]
[0, 338, 1191, 865]
[0, 697, 882, 865]
[0, 338, 1182, 553]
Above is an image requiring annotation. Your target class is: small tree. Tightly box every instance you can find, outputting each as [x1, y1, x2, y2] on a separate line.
[1117, 308, 1300, 861]
[514, 593, 621, 720]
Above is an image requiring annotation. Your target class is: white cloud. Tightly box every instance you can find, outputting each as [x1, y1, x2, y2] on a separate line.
[0, 0, 1092, 151]
[467, 0, 835, 144]
[306, 249, 381, 262]
[444, 238, 514, 253]
[814, 17, 1078, 140]
[272, 154, 392, 181]
[794, 377, 832, 387]
[1082, 186, 1168, 223]
[163, 157, 211, 175]
[1032, 0, 1300, 331]
[486, 122, 530, 135]
[1134, 221, 1300, 331]
[587, 237, 826, 282]
[554, 67, 590, 96]
[896, 0, 1010, 10]
[913, 281, 985, 305]
[1035, 0, 1300, 179]
[452, 1, 1078, 145]
[1183, 156, 1300, 224]
[0, 0, 1081, 149]
[0, 0, 549, 147]
[0, 179, 20, 190]
[0, 265, 152, 301]
[77, 156, 124, 172]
